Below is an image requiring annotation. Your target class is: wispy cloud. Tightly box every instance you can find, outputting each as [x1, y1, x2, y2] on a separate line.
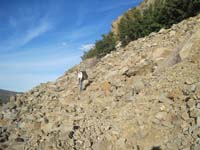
[0, 0, 55, 53]
[80, 43, 94, 51]
[0, 0, 143, 91]
[22, 21, 52, 46]
[0, 19, 52, 53]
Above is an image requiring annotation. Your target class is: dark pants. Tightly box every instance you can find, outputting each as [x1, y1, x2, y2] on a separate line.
[79, 79, 83, 91]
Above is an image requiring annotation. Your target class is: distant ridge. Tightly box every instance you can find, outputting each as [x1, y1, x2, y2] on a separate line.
[0, 89, 19, 104]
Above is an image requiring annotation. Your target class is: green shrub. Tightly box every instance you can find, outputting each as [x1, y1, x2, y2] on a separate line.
[82, 32, 116, 60]
[81, 48, 97, 60]
[118, 0, 200, 46]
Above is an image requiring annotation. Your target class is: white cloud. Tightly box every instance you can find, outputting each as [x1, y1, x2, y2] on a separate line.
[21, 21, 52, 45]
[0, 21, 52, 53]
[80, 44, 94, 51]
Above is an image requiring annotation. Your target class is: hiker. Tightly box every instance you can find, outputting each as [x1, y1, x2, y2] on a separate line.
[77, 71, 83, 91]
[77, 70, 88, 92]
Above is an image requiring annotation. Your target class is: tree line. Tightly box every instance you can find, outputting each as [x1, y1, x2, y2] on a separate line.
[82, 0, 200, 60]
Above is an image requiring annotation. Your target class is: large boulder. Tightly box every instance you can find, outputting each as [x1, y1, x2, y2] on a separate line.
[179, 28, 200, 60]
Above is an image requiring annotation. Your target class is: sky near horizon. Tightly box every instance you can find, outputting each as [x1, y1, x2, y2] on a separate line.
[0, 0, 143, 92]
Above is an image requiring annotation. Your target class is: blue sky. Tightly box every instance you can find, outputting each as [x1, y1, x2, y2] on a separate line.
[0, 0, 143, 92]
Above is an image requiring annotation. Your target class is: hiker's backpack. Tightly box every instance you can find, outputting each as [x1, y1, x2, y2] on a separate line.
[81, 71, 88, 80]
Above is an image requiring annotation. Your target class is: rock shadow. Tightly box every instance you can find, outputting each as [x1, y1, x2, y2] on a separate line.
[151, 146, 161, 150]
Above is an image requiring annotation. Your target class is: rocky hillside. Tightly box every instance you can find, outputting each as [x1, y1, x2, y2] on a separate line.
[1, 14, 200, 150]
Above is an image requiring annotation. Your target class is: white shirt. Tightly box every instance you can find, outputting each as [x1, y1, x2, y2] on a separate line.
[77, 72, 83, 80]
